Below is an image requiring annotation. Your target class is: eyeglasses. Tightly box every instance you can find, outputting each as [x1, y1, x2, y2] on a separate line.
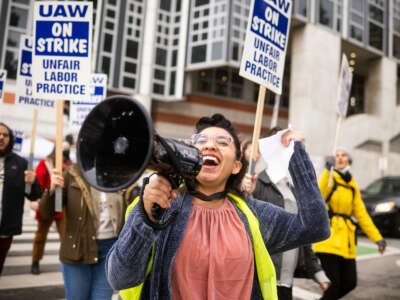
[191, 134, 233, 148]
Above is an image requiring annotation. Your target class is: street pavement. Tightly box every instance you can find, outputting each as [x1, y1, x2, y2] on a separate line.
[1, 203, 399, 300]
[0, 204, 119, 300]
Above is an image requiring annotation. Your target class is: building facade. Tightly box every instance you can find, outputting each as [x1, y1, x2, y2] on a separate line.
[0, 0, 399, 187]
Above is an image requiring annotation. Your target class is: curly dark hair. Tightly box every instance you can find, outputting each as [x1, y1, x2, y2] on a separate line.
[194, 114, 247, 196]
[0, 122, 15, 156]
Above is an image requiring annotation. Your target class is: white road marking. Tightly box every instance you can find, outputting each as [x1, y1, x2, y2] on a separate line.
[293, 286, 321, 300]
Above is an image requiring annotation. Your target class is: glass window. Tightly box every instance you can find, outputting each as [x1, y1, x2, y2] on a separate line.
[297, 0, 308, 17]
[195, 0, 209, 6]
[105, 21, 114, 30]
[369, 5, 383, 23]
[350, 25, 363, 42]
[176, 0, 181, 11]
[155, 48, 167, 66]
[352, 0, 363, 11]
[154, 69, 166, 80]
[169, 71, 176, 95]
[191, 45, 207, 63]
[369, 22, 383, 50]
[232, 43, 239, 61]
[7, 30, 21, 48]
[104, 34, 113, 52]
[153, 83, 165, 94]
[126, 40, 138, 59]
[364, 179, 384, 196]
[5, 50, 18, 79]
[124, 62, 137, 74]
[123, 77, 136, 88]
[211, 41, 223, 60]
[394, 35, 400, 59]
[9, 6, 28, 28]
[160, 0, 171, 11]
[106, 9, 115, 18]
[319, 0, 334, 28]
[101, 56, 111, 76]
[171, 50, 178, 67]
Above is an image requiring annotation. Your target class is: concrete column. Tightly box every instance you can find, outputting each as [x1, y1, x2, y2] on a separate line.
[364, 56, 397, 171]
[365, 57, 397, 122]
[137, 0, 158, 111]
[288, 24, 341, 156]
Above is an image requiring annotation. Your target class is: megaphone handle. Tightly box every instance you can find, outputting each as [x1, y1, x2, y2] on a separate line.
[151, 173, 181, 221]
[151, 203, 165, 221]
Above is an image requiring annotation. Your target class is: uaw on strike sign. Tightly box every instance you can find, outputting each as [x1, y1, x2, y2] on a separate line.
[32, 2, 92, 100]
[239, 0, 292, 95]
[16, 35, 56, 109]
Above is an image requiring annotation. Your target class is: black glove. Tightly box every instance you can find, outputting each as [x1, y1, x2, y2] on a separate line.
[325, 156, 335, 170]
[376, 240, 387, 253]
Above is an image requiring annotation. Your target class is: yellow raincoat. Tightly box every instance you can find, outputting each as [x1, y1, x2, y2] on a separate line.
[314, 169, 383, 259]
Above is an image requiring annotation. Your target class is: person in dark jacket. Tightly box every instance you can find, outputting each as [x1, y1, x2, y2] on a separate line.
[242, 133, 330, 300]
[0, 122, 42, 275]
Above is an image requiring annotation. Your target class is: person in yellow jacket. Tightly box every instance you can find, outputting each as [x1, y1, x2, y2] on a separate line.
[314, 147, 386, 300]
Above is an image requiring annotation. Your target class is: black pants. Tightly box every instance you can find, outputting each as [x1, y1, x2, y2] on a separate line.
[317, 253, 357, 299]
[277, 286, 293, 300]
[0, 236, 13, 275]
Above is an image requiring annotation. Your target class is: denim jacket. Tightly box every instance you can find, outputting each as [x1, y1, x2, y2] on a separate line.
[106, 142, 330, 299]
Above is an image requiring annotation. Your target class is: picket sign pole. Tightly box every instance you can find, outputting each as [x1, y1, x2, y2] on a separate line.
[55, 100, 64, 212]
[25, 108, 38, 194]
[248, 85, 267, 175]
[328, 115, 343, 187]
[270, 94, 280, 128]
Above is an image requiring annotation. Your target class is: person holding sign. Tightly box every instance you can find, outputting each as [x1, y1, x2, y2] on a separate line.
[0, 122, 42, 275]
[105, 114, 330, 300]
[241, 130, 330, 300]
[39, 162, 136, 300]
[314, 148, 386, 299]
[30, 141, 72, 275]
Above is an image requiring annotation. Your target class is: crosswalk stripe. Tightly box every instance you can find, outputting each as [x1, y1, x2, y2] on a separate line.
[9, 241, 60, 252]
[0, 272, 63, 290]
[5, 254, 60, 267]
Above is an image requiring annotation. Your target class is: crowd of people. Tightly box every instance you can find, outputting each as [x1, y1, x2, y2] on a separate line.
[0, 114, 387, 300]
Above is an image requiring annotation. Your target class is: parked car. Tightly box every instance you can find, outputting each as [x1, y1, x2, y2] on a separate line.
[361, 176, 400, 237]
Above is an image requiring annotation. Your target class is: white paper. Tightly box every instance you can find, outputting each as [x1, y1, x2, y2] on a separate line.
[258, 128, 294, 184]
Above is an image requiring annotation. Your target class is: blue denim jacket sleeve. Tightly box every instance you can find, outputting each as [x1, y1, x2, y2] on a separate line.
[106, 204, 161, 290]
[251, 141, 330, 255]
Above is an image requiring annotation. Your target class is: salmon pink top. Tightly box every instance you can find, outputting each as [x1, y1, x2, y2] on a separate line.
[171, 199, 254, 300]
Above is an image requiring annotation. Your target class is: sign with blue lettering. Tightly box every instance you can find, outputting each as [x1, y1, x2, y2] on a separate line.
[32, 1, 92, 100]
[12, 130, 24, 153]
[16, 35, 56, 109]
[239, 0, 292, 95]
[70, 73, 107, 129]
[0, 70, 7, 103]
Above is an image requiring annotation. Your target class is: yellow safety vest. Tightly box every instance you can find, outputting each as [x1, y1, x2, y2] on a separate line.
[120, 193, 278, 300]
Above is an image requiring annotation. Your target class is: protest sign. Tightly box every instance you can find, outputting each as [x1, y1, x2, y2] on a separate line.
[32, 1, 92, 100]
[336, 54, 353, 118]
[12, 129, 24, 153]
[70, 73, 107, 130]
[16, 35, 56, 109]
[239, 0, 292, 95]
[0, 70, 7, 102]
[239, 0, 292, 175]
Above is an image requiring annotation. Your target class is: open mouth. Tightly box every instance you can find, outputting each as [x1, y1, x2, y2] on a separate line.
[202, 155, 220, 167]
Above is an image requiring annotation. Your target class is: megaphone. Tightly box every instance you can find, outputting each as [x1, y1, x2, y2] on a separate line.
[77, 96, 203, 226]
